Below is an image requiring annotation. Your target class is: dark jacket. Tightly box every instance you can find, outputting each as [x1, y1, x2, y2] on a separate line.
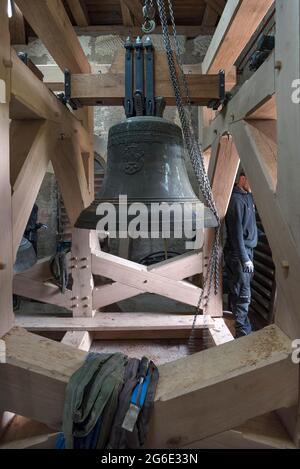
[225, 186, 258, 263]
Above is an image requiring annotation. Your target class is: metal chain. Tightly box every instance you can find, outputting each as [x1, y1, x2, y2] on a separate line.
[155, 0, 222, 351]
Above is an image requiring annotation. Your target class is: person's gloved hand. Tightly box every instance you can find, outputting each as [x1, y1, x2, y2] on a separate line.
[243, 260, 254, 273]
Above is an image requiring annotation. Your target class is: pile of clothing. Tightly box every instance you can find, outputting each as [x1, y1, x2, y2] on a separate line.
[57, 353, 158, 449]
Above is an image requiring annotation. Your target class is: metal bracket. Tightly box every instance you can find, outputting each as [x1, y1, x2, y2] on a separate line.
[64, 69, 82, 110]
[134, 37, 145, 116]
[208, 69, 226, 111]
[145, 37, 155, 116]
[124, 37, 134, 118]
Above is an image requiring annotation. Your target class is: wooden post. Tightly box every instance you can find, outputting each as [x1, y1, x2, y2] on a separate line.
[203, 136, 240, 316]
[0, 0, 14, 338]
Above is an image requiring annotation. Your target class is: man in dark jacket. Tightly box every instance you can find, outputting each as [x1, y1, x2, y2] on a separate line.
[224, 172, 258, 338]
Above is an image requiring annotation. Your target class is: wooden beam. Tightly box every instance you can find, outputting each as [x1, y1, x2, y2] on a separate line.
[203, 51, 275, 150]
[75, 24, 216, 37]
[61, 331, 92, 351]
[9, 2, 26, 45]
[202, 0, 274, 79]
[203, 136, 240, 317]
[70, 72, 220, 107]
[209, 318, 234, 346]
[202, 4, 219, 26]
[120, 0, 134, 26]
[92, 251, 203, 308]
[230, 120, 300, 339]
[275, 0, 300, 255]
[145, 324, 298, 448]
[12, 121, 55, 259]
[66, 0, 89, 27]
[122, 0, 144, 25]
[93, 250, 203, 310]
[15, 0, 90, 74]
[0, 0, 14, 337]
[205, 0, 226, 16]
[0, 325, 297, 444]
[16, 313, 214, 339]
[13, 275, 70, 308]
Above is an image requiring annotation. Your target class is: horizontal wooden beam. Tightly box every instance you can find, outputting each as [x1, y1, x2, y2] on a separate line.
[202, 0, 274, 79]
[15, 0, 90, 74]
[16, 313, 214, 340]
[74, 25, 216, 37]
[13, 276, 70, 308]
[145, 324, 298, 448]
[209, 318, 235, 346]
[70, 73, 220, 107]
[0, 325, 297, 445]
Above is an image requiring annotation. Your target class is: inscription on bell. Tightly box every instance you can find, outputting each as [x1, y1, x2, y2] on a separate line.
[123, 144, 145, 175]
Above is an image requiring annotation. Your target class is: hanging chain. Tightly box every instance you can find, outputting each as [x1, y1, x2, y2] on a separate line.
[155, 0, 222, 351]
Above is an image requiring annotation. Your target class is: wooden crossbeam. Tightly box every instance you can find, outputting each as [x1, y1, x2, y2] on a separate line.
[16, 313, 214, 340]
[13, 275, 70, 308]
[202, 0, 274, 79]
[93, 250, 203, 310]
[0, 325, 297, 445]
[70, 72, 220, 107]
[15, 0, 90, 74]
[92, 251, 203, 308]
[209, 318, 234, 346]
[205, 0, 226, 16]
[66, 0, 89, 27]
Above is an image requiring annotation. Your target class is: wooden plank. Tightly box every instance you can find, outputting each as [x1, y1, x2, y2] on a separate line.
[93, 250, 203, 310]
[9, 3, 26, 45]
[15, 0, 90, 74]
[66, 0, 89, 26]
[92, 251, 203, 308]
[75, 25, 216, 37]
[203, 136, 240, 317]
[13, 275, 70, 308]
[202, 5, 219, 26]
[209, 318, 234, 346]
[145, 325, 298, 448]
[1, 325, 297, 442]
[0, 0, 14, 337]
[0, 327, 86, 429]
[202, 0, 274, 80]
[230, 120, 300, 339]
[70, 72, 220, 107]
[0, 432, 59, 449]
[12, 121, 54, 259]
[61, 331, 92, 351]
[16, 313, 214, 336]
[10, 49, 91, 154]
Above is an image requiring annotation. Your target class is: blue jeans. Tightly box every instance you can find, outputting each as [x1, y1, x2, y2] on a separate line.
[224, 250, 253, 338]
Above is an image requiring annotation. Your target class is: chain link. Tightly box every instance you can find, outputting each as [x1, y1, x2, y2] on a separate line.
[155, 0, 222, 351]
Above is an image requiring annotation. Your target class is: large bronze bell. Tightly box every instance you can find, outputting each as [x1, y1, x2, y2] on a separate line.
[75, 116, 217, 234]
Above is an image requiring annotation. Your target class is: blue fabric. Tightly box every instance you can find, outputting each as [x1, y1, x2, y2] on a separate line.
[56, 433, 66, 450]
[225, 187, 258, 263]
[225, 249, 253, 338]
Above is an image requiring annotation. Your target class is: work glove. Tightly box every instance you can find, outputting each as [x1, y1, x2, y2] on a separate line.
[243, 260, 254, 273]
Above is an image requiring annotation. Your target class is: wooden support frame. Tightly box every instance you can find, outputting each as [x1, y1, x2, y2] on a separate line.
[0, 325, 298, 448]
